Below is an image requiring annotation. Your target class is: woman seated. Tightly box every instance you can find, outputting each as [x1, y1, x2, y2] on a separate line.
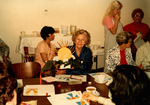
[0, 75, 17, 105]
[0, 39, 11, 67]
[65, 29, 92, 75]
[35, 26, 55, 71]
[136, 31, 150, 69]
[106, 31, 135, 73]
[123, 8, 150, 60]
[82, 65, 150, 105]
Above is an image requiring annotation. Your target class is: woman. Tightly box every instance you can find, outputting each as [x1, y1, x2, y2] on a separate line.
[0, 76, 17, 105]
[136, 31, 150, 69]
[123, 8, 150, 60]
[103, 0, 123, 72]
[65, 29, 92, 75]
[35, 26, 55, 69]
[0, 39, 11, 67]
[82, 65, 150, 105]
[106, 31, 135, 73]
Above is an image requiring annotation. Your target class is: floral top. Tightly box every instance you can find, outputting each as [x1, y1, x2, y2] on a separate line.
[106, 46, 135, 72]
[0, 39, 11, 66]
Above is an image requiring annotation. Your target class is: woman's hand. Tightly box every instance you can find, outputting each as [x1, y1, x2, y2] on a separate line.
[114, 13, 120, 21]
[82, 93, 99, 104]
[55, 69, 66, 75]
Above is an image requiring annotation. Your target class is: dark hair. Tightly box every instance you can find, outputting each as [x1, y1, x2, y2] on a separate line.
[145, 31, 150, 42]
[0, 61, 8, 77]
[116, 31, 133, 45]
[109, 65, 150, 105]
[0, 76, 17, 105]
[132, 8, 144, 19]
[40, 26, 55, 40]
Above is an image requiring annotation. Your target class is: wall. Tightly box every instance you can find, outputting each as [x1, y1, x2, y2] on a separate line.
[0, 0, 149, 63]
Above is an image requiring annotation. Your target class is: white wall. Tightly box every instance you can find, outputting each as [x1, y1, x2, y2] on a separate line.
[0, 0, 149, 63]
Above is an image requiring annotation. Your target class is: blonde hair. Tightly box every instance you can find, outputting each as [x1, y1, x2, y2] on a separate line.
[72, 29, 91, 46]
[102, 0, 122, 24]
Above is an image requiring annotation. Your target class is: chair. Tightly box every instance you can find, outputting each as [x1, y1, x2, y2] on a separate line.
[8, 62, 41, 79]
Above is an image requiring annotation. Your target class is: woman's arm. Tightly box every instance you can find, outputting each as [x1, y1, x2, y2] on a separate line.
[109, 14, 120, 35]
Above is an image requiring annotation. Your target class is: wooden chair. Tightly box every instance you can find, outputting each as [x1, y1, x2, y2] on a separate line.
[8, 62, 41, 79]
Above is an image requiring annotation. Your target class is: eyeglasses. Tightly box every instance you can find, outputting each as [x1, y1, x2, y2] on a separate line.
[134, 15, 142, 18]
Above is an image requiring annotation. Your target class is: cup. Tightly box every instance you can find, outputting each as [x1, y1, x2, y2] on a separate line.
[20, 31, 26, 36]
[70, 25, 77, 34]
[86, 86, 96, 93]
[33, 31, 37, 36]
[61, 25, 68, 35]
[24, 46, 28, 55]
[97, 75, 106, 83]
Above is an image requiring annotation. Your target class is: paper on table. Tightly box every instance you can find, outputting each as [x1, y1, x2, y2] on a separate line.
[134, 34, 145, 49]
[23, 84, 55, 96]
[89, 72, 113, 86]
[55, 75, 87, 82]
[47, 91, 89, 105]
[42, 76, 58, 82]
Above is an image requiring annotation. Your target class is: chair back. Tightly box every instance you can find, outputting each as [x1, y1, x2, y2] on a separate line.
[8, 62, 41, 79]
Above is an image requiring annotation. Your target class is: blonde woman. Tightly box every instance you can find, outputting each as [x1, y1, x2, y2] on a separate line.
[65, 29, 92, 75]
[103, 0, 123, 73]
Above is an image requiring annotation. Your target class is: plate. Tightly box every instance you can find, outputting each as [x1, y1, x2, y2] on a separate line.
[83, 90, 100, 96]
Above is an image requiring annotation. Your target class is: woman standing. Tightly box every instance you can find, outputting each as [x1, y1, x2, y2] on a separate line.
[123, 8, 149, 60]
[35, 26, 55, 69]
[103, 0, 123, 72]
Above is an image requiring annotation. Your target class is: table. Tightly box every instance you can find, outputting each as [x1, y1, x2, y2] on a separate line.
[17, 75, 109, 105]
[15, 34, 73, 62]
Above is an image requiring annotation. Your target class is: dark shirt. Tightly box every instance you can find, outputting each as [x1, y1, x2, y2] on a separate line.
[65, 45, 92, 75]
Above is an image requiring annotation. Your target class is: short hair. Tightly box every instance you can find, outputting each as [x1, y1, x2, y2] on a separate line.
[40, 26, 55, 40]
[132, 8, 144, 19]
[72, 29, 91, 46]
[109, 65, 150, 105]
[116, 31, 133, 45]
[0, 76, 17, 105]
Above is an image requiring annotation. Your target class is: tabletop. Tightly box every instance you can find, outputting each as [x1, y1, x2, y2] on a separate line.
[17, 75, 109, 105]
[16, 34, 73, 56]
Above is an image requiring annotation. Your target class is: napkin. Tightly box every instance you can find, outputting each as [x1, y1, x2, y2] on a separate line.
[20, 100, 37, 105]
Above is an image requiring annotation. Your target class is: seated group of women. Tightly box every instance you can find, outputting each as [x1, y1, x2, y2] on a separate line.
[34, 26, 92, 75]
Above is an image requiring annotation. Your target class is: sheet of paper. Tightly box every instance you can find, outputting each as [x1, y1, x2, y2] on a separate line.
[47, 91, 89, 105]
[17, 79, 23, 88]
[134, 34, 145, 49]
[42, 76, 58, 82]
[55, 75, 87, 82]
[89, 72, 113, 86]
[23, 84, 55, 96]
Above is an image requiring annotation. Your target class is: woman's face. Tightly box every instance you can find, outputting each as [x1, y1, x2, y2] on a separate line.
[133, 12, 142, 23]
[48, 33, 55, 41]
[125, 38, 132, 48]
[113, 6, 121, 15]
[75, 34, 87, 49]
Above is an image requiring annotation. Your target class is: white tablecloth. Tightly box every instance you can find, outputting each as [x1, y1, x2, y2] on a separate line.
[16, 33, 73, 55]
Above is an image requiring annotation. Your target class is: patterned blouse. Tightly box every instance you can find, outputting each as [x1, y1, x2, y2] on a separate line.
[106, 46, 135, 72]
[0, 39, 11, 66]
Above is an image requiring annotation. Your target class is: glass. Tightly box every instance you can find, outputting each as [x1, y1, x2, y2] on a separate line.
[24, 47, 28, 55]
[134, 15, 141, 18]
